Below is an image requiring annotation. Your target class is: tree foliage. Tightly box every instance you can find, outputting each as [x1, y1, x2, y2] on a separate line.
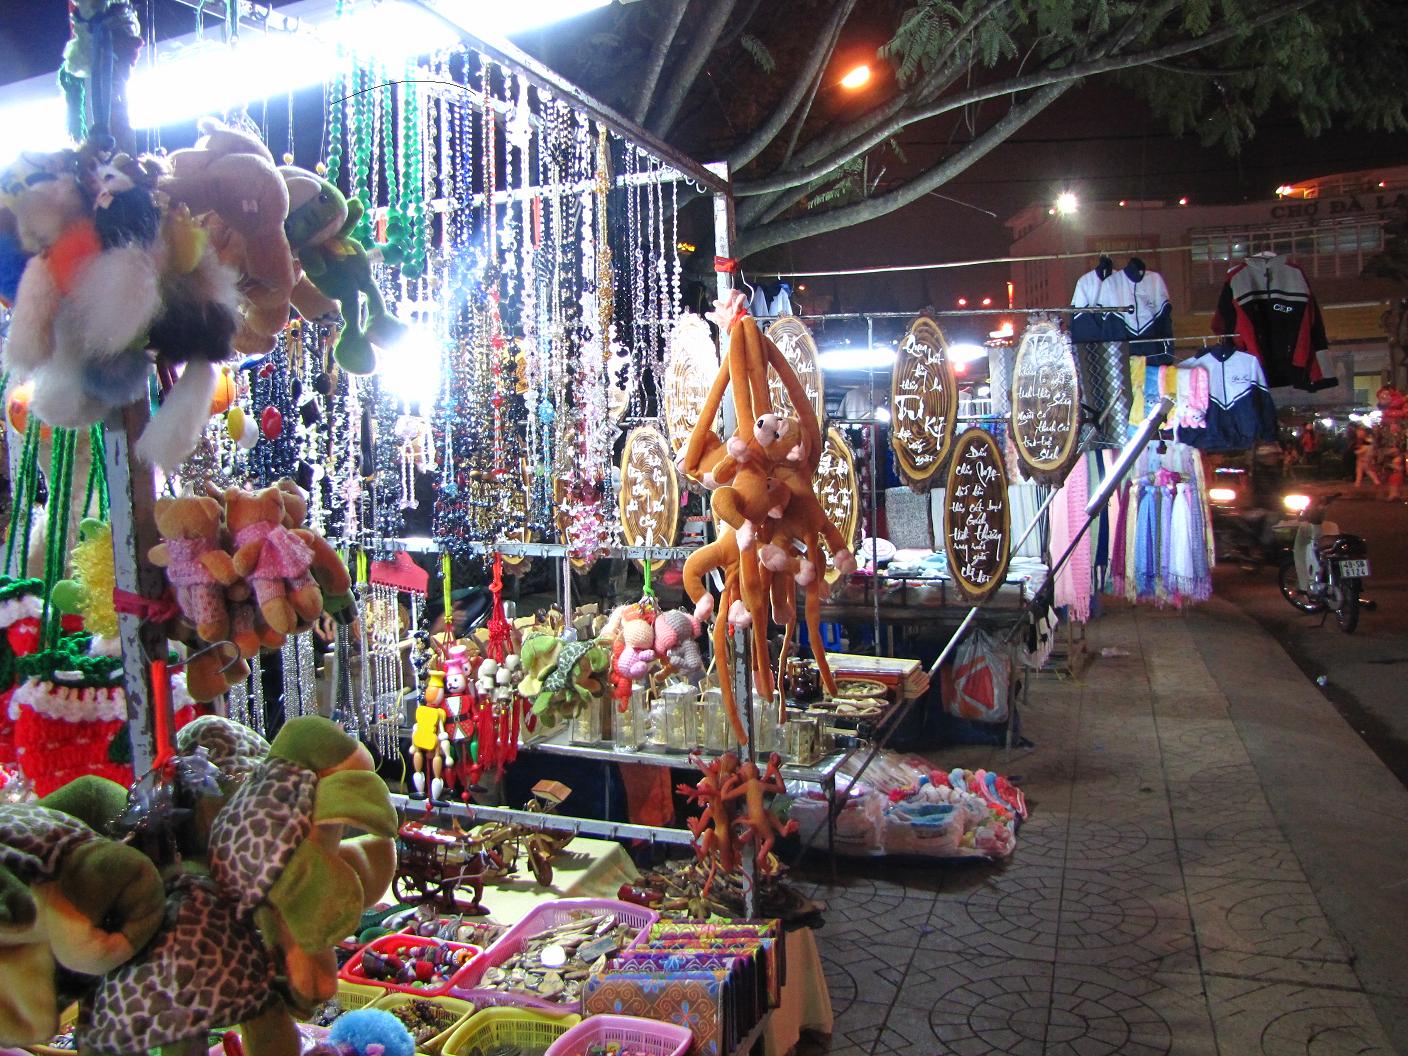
[535, 0, 1408, 259]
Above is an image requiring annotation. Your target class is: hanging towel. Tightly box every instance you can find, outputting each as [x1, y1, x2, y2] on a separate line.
[1109, 479, 1130, 596]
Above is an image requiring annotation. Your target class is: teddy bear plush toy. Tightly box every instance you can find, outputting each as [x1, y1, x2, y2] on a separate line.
[226, 485, 324, 637]
[603, 603, 656, 708]
[159, 117, 298, 357]
[273, 478, 356, 626]
[280, 166, 406, 375]
[653, 609, 704, 682]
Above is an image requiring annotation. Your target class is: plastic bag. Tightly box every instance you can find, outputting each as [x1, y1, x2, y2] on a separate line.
[939, 627, 1012, 723]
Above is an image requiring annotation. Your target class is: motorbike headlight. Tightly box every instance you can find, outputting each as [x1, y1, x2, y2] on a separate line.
[1208, 487, 1238, 504]
[1283, 493, 1312, 513]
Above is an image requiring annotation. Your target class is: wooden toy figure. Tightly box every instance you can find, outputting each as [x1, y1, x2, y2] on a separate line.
[412, 670, 452, 802]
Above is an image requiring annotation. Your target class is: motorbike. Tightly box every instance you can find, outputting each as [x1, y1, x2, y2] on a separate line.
[1277, 492, 1371, 632]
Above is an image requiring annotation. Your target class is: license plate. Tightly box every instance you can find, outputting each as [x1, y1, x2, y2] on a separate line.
[1337, 559, 1370, 577]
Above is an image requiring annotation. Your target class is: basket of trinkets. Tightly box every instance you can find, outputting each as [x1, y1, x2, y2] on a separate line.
[452, 899, 658, 1011]
[371, 994, 477, 1054]
[441, 1007, 581, 1056]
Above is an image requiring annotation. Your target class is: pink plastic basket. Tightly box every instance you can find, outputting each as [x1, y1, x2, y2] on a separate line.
[452, 898, 660, 1011]
[341, 933, 484, 997]
[544, 1015, 694, 1056]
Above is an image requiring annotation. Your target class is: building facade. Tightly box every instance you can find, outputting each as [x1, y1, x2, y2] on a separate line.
[1006, 167, 1408, 409]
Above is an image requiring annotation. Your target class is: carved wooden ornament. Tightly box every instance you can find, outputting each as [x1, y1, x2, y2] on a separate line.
[942, 427, 1011, 603]
[814, 426, 861, 584]
[890, 315, 957, 492]
[618, 425, 680, 574]
[1010, 318, 1083, 485]
[765, 316, 825, 429]
[663, 313, 721, 460]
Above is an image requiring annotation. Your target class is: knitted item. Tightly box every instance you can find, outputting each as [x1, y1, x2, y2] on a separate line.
[10, 672, 196, 795]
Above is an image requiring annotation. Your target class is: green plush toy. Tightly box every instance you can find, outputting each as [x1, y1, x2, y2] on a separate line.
[530, 638, 610, 727]
[78, 717, 397, 1056]
[0, 793, 165, 1047]
[206, 716, 397, 1009]
[280, 166, 406, 376]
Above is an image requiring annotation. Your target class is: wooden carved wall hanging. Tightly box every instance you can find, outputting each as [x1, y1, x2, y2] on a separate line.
[942, 427, 1012, 603]
[765, 316, 825, 429]
[891, 314, 957, 492]
[618, 425, 680, 573]
[1010, 317, 1083, 485]
[814, 426, 860, 584]
[663, 313, 721, 461]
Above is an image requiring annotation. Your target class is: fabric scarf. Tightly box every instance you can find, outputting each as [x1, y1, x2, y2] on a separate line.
[1134, 481, 1161, 599]
[1109, 480, 1130, 596]
[1050, 456, 1091, 622]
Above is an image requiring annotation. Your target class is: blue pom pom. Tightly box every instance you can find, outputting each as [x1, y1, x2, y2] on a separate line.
[329, 1008, 416, 1056]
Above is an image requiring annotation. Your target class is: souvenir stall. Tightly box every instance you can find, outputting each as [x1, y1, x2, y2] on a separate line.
[0, 1, 1197, 1053]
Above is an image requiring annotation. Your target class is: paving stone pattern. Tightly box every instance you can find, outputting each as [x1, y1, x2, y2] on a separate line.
[794, 603, 1400, 1056]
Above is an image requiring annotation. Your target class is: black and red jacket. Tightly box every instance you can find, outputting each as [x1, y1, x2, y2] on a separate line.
[1211, 255, 1335, 391]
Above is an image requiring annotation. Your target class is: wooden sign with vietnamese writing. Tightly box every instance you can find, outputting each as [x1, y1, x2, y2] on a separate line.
[618, 425, 680, 574]
[663, 313, 721, 460]
[814, 426, 861, 584]
[1010, 319, 1082, 486]
[943, 428, 1011, 602]
[766, 316, 825, 428]
[891, 315, 957, 493]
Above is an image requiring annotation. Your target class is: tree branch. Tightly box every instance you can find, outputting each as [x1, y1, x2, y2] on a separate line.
[727, 0, 859, 170]
[645, 0, 737, 137]
[737, 81, 1072, 258]
[630, 0, 689, 125]
[734, 0, 1314, 200]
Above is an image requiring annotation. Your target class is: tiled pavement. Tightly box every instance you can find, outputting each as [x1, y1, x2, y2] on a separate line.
[794, 600, 1407, 1055]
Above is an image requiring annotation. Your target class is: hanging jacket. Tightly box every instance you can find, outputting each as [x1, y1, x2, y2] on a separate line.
[1107, 263, 1174, 362]
[1211, 254, 1335, 391]
[1177, 342, 1278, 452]
[1070, 268, 1126, 343]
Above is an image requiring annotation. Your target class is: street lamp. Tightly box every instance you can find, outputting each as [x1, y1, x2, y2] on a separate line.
[839, 64, 871, 90]
[1055, 191, 1078, 216]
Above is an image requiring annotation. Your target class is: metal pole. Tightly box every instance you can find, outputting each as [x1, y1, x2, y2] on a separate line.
[866, 315, 881, 656]
[105, 403, 167, 777]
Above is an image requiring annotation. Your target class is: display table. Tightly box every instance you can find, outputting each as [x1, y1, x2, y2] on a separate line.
[384, 830, 832, 1056]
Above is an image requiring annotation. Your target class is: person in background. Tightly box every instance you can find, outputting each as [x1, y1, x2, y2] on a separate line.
[1354, 426, 1382, 488]
[1384, 422, 1407, 501]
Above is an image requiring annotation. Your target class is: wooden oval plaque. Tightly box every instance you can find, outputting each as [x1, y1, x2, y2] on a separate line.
[664, 313, 720, 460]
[1010, 319, 1082, 485]
[942, 427, 1011, 602]
[813, 426, 860, 584]
[891, 315, 958, 492]
[618, 425, 680, 573]
[765, 316, 825, 428]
